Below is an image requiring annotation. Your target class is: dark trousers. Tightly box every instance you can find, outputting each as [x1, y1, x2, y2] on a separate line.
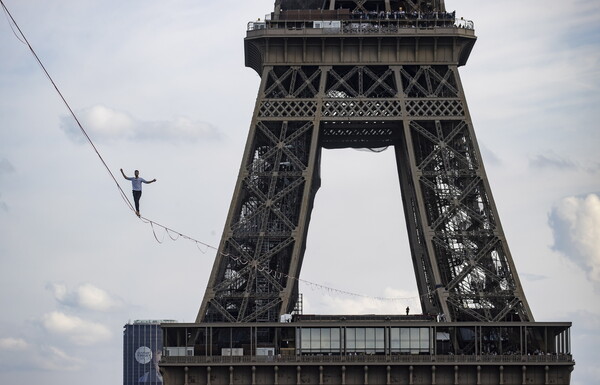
[132, 190, 142, 212]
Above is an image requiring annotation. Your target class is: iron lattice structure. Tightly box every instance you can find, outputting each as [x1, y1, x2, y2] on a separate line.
[197, 0, 533, 324]
[275, 0, 447, 13]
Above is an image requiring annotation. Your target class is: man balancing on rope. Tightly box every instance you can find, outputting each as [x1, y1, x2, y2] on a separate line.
[120, 168, 157, 217]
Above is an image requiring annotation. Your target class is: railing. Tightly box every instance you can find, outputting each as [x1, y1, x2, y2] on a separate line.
[247, 16, 474, 33]
[162, 353, 573, 365]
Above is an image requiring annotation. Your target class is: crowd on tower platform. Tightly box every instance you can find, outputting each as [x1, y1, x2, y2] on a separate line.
[350, 9, 456, 21]
[249, 8, 474, 32]
[339, 9, 471, 32]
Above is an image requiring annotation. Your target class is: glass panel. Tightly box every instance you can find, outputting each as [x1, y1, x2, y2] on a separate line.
[301, 329, 310, 350]
[366, 328, 375, 350]
[390, 328, 400, 351]
[420, 328, 430, 350]
[356, 328, 366, 350]
[376, 328, 385, 351]
[331, 328, 340, 349]
[321, 328, 331, 351]
[400, 328, 410, 351]
[410, 328, 420, 354]
[410, 328, 420, 344]
[346, 328, 355, 350]
[311, 328, 320, 351]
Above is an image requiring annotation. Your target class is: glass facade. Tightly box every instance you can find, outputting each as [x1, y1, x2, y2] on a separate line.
[346, 327, 385, 353]
[390, 327, 430, 354]
[298, 327, 430, 355]
[300, 327, 341, 353]
[124, 321, 174, 385]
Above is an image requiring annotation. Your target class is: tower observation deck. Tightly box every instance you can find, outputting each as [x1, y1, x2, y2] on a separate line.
[160, 1, 574, 384]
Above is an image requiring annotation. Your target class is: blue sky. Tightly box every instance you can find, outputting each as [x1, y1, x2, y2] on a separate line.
[0, 0, 599, 384]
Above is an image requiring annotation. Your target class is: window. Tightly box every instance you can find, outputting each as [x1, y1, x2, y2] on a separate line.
[390, 328, 400, 351]
[311, 328, 320, 351]
[321, 328, 330, 350]
[366, 328, 375, 351]
[356, 328, 366, 350]
[331, 328, 341, 350]
[345, 328, 385, 354]
[299, 328, 341, 353]
[346, 328, 356, 350]
[376, 328, 385, 351]
[301, 328, 311, 350]
[392, 328, 430, 354]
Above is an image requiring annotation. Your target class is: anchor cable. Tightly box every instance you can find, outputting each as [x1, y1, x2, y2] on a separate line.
[1, 0, 135, 213]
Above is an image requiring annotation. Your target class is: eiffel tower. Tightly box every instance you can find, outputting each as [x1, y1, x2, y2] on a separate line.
[197, 0, 531, 325]
[160, 1, 574, 384]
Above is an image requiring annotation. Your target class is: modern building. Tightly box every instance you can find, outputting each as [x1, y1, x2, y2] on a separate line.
[124, 320, 177, 385]
[161, 316, 573, 384]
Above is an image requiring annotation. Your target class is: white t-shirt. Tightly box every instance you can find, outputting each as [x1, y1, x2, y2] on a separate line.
[126, 177, 148, 191]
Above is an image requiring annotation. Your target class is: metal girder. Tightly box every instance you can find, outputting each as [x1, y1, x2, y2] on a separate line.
[198, 21, 531, 323]
[277, 1, 447, 15]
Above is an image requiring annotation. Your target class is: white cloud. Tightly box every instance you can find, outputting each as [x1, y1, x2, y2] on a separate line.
[0, 344, 85, 373]
[33, 346, 85, 372]
[0, 337, 28, 351]
[549, 193, 600, 283]
[40, 346, 83, 371]
[47, 282, 123, 311]
[0, 339, 83, 372]
[76, 283, 121, 312]
[42, 311, 111, 346]
[60, 105, 221, 144]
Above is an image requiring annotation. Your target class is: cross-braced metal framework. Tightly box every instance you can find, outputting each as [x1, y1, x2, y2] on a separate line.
[197, 0, 533, 324]
[277, 0, 446, 13]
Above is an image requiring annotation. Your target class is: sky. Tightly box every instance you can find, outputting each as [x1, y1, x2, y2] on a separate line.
[0, 0, 598, 384]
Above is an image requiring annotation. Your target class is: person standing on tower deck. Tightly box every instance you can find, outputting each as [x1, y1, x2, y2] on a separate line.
[120, 168, 156, 217]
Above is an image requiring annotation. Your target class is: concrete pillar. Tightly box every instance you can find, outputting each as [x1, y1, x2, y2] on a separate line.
[320, 366, 324, 385]
[274, 366, 279, 385]
[252, 366, 256, 385]
[499, 366, 504, 385]
[409, 365, 414, 385]
[207, 366, 212, 385]
[184, 366, 189, 385]
[364, 365, 369, 384]
[387, 365, 391, 385]
[342, 366, 346, 385]
[477, 365, 481, 385]
[297, 365, 301, 385]
[522, 365, 527, 385]
[229, 366, 234, 385]
[432, 365, 436, 385]
[454, 365, 459, 385]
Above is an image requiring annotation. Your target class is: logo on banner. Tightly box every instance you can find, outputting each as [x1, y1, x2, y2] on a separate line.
[135, 346, 153, 364]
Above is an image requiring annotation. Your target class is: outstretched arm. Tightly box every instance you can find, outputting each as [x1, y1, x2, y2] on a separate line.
[145, 178, 157, 184]
[120, 168, 129, 179]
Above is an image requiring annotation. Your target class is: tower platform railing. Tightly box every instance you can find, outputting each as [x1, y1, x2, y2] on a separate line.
[162, 353, 574, 366]
[248, 15, 474, 33]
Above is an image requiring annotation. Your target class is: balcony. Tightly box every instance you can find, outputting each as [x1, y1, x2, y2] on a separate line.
[162, 353, 574, 366]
